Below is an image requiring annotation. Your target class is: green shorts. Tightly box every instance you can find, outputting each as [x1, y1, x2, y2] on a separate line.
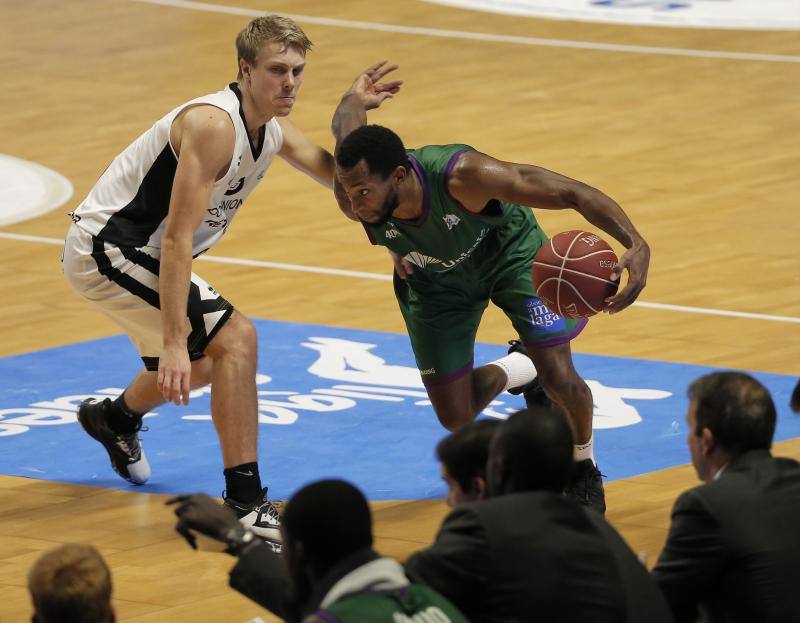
[394, 217, 587, 386]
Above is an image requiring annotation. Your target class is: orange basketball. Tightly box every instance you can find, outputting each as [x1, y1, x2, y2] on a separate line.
[532, 230, 619, 318]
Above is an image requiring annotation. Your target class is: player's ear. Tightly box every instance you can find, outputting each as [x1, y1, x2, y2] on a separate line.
[471, 476, 487, 501]
[240, 59, 252, 82]
[393, 165, 406, 184]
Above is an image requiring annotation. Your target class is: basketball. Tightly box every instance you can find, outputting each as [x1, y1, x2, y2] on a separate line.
[532, 230, 619, 318]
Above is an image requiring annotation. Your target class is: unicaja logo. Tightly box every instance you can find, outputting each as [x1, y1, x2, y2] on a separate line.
[442, 214, 461, 230]
[403, 251, 443, 268]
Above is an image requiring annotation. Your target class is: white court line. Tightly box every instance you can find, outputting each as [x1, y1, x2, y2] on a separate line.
[632, 301, 800, 324]
[3, 230, 799, 324]
[133, 0, 800, 64]
[197, 253, 391, 281]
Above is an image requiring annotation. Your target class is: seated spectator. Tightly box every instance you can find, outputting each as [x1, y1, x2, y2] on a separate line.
[436, 418, 500, 506]
[405, 406, 674, 623]
[652, 371, 800, 623]
[28, 543, 115, 623]
[170, 480, 468, 623]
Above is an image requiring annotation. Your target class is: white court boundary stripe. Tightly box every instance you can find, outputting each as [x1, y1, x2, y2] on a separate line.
[2, 230, 799, 325]
[133, 0, 800, 64]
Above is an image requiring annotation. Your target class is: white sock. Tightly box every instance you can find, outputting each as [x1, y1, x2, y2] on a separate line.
[489, 351, 536, 393]
[574, 436, 595, 464]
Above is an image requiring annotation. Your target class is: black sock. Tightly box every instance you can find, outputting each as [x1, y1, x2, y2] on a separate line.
[224, 462, 262, 503]
[106, 394, 144, 434]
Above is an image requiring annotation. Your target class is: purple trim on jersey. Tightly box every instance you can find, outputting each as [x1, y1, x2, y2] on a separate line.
[443, 148, 508, 222]
[524, 317, 589, 349]
[392, 155, 430, 227]
[444, 148, 471, 182]
[312, 611, 342, 623]
[422, 359, 474, 387]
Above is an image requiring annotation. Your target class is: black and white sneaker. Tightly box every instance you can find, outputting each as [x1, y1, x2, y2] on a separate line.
[565, 459, 606, 514]
[77, 398, 150, 485]
[506, 340, 551, 408]
[224, 487, 283, 553]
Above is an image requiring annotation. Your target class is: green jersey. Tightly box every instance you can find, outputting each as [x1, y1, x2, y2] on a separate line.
[363, 143, 542, 280]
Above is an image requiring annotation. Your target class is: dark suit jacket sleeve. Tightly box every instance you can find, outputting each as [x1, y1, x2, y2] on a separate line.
[652, 489, 728, 623]
[404, 505, 489, 611]
[229, 541, 294, 619]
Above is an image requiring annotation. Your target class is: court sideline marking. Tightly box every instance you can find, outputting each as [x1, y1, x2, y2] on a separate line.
[133, 0, 800, 64]
[3, 231, 799, 325]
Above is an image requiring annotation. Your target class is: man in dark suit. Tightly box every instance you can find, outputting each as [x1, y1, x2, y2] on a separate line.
[652, 371, 800, 623]
[405, 407, 673, 623]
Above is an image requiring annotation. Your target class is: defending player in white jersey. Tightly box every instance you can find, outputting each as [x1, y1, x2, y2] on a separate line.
[61, 15, 401, 548]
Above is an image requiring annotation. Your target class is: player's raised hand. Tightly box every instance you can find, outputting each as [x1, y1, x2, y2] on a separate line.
[347, 60, 403, 110]
[158, 344, 192, 405]
[604, 242, 650, 314]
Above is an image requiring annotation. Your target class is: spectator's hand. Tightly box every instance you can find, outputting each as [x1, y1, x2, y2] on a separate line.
[167, 493, 240, 550]
[390, 249, 414, 279]
[604, 241, 650, 314]
[345, 60, 403, 111]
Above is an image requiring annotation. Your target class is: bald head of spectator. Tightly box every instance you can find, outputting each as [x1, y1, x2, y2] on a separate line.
[28, 543, 114, 623]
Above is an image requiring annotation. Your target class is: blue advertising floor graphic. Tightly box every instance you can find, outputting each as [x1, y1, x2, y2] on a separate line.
[1, 319, 798, 500]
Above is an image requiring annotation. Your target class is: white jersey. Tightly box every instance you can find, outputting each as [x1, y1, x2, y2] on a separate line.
[71, 83, 282, 256]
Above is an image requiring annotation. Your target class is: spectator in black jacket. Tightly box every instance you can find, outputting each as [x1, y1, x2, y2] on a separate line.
[652, 371, 800, 623]
[405, 407, 673, 623]
[169, 480, 467, 623]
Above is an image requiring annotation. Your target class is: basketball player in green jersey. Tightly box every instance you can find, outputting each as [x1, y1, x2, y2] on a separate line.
[330, 64, 651, 513]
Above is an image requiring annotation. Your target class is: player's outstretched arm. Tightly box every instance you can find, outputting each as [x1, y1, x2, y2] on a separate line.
[448, 150, 650, 314]
[331, 60, 402, 150]
[160, 106, 235, 405]
[330, 60, 402, 221]
[277, 117, 335, 189]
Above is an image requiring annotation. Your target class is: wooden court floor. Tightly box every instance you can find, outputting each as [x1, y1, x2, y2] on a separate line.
[1, 0, 799, 620]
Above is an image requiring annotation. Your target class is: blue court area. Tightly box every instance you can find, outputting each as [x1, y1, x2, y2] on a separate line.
[2, 319, 798, 500]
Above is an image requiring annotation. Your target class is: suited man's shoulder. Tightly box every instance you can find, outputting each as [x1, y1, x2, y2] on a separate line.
[676, 450, 800, 513]
[463, 490, 584, 518]
[427, 492, 596, 549]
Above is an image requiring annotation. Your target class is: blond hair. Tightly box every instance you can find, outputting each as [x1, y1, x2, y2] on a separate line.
[236, 15, 312, 79]
[28, 544, 113, 623]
